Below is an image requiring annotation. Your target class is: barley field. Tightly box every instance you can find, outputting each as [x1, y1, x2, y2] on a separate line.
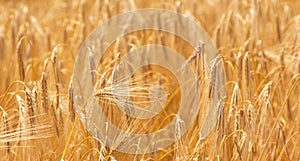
[0, 0, 299, 161]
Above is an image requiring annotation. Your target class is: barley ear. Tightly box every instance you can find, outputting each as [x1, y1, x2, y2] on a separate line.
[16, 41, 25, 81]
[68, 80, 75, 122]
[41, 72, 49, 113]
[16, 95, 26, 137]
[88, 47, 96, 86]
[25, 87, 35, 133]
[2, 110, 10, 153]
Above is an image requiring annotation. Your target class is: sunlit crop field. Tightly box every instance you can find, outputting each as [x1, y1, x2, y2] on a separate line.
[0, 0, 299, 160]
